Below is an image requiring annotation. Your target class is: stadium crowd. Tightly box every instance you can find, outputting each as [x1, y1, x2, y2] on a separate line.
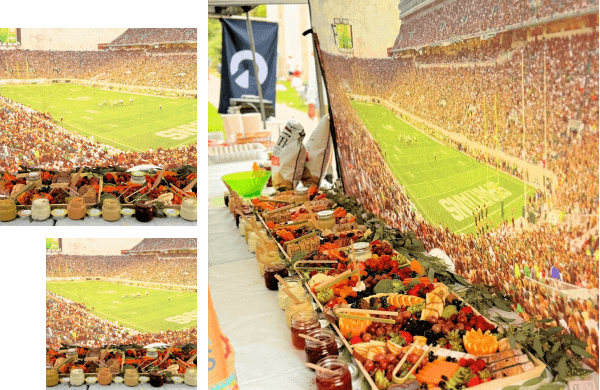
[0, 96, 197, 171]
[318, 26, 599, 367]
[46, 292, 197, 349]
[128, 238, 197, 253]
[394, 0, 597, 50]
[109, 28, 196, 46]
[46, 253, 197, 286]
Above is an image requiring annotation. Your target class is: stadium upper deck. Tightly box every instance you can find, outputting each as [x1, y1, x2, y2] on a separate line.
[392, 0, 598, 52]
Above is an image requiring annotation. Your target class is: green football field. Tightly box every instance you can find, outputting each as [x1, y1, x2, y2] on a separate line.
[0, 84, 197, 152]
[351, 101, 535, 234]
[46, 281, 197, 333]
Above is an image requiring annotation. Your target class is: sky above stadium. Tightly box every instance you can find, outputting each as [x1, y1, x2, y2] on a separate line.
[62, 238, 144, 256]
[20, 28, 127, 50]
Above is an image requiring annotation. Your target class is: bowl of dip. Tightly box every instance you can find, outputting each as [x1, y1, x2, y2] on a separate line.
[139, 376, 150, 384]
[85, 377, 98, 384]
[113, 376, 124, 384]
[164, 208, 179, 218]
[60, 377, 70, 384]
[18, 209, 31, 219]
[121, 208, 135, 217]
[87, 208, 102, 218]
[51, 209, 67, 219]
[172, 376, 184, 384]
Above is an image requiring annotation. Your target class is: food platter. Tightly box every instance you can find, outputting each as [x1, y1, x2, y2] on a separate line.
[242, 187, 549, 390]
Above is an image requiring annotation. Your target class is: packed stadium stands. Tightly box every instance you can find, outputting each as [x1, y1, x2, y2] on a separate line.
[0, 28, 197, 171]
[128, 238, 197, 253]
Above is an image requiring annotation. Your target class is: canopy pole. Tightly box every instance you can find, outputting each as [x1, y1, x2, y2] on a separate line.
[246, 11, 267, 130]
[312, 38, 326, 119]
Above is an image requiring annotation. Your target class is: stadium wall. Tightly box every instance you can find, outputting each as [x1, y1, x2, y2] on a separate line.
[46, 276, 197, 292]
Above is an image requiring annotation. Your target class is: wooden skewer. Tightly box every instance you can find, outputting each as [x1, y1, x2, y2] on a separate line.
[393, 345, 433, 383]
[282, 287, 301, 304]
[335, 307, 400, 317]
[303, 201, 321, 230]
[150, 168, 165, 191]
[350, 244, 360, 283]
[314, 269, 358, 291]
[299, 334, 326, 345]
[115, 185, 132, 201]
[274, 274, 290, 289]
[334, 312, 395, 324]
[185, 353, 197, 365]
[305, 363, 336, 374]
[70, 166, 85, 189]
[183, 178, 197, 192]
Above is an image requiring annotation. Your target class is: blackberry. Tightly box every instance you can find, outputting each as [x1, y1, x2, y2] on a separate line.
[428, 351, 435, 362]
[441, 375, 448, 381]
[420, 384, 428, 389]
[391, 274, 401, 280]
[410, 271, 419, 278]
[451, 299, 461, 307]
[445, 356, 457, 363]
[439, 381, 446, 389]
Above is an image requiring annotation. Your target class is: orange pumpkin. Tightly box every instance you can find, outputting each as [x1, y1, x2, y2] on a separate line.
[338, 312, 371, 339]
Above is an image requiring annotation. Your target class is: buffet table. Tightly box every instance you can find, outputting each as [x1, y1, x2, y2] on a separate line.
[208, 196, 600, 390]
[47, 383, 195, 389]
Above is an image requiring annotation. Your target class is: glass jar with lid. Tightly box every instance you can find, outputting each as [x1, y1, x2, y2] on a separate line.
[180, 197, 197, 221]
[294, 187, 310, 203]
[146, 347, 158, 358]
[31, 197, 51, 221]
[264, 263, 288, 291]
[134, 200, 154, 222]
[0, 198, 17, 221]
[314, 356, 352, 390]
[102, 198, 121, 221]
[66, 348, 77, 360]
[67, 197, 86, 220]
[352, 242, 372, 262]
[304, 329, 339, 365]
[291, 311, 320, 350]
[317, 210, 335, 230]
[277, 278, 305, 309]
[26, 171, 42, 187]
[285, 296, 315, 328]
[256, 240, 280, 275]
[70, 368, 85, 386]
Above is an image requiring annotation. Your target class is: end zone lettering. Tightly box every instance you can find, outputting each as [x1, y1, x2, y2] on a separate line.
[439, 185, 512, 221]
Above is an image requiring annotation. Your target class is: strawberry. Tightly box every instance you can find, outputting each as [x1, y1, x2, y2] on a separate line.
[475, 360, 486, 370]
[350, 336, 362, 345]
[460, 307, 474, 315]
[467, 377, 480, 387]
[398, 331, 413, 345]
[466, 359, 475, 367]
[459, 358, 467, 367]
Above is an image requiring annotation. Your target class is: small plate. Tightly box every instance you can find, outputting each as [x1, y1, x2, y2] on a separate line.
[121, 208, 135, 217]
[87, 208, 102, 217]
[85, 377, 97, 384]
[164, 208, 179, 218]
[18, 209, 31, 218]
[51, 209, 67, 219]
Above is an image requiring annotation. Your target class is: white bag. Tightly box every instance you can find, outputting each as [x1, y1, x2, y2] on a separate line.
[271, 118, 306, 191]
[302, 115, 331, 187]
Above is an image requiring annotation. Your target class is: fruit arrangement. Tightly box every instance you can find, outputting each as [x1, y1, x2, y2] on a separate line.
[274, 225, 315, 245]
[123, 347, 197, 373]
[46, 348, 123, 374]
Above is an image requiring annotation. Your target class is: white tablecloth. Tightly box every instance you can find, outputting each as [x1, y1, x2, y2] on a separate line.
[55, 217, 197, 226]
[47, 383, 196, 389]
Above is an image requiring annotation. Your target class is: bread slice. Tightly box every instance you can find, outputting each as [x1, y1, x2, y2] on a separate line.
[491, 361, 535, 379]
[480, 349, 523, 364]
[487, 353, 530, 372]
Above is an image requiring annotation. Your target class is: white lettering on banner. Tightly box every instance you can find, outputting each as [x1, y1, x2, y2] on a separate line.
[165, 309, 197, 325]
[155, 121, 197, 141]
[439, 185, 512, 221]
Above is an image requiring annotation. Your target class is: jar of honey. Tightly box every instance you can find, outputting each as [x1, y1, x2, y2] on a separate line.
[304, 329, 339, 365]
[278, 279, 305, 309]
[46, 368, 59, 387]
[315, 356, 352, 390]
[317, 210, 335, 230]
[285, 296, 315, 328]
[97, 367, 113, 385]
[0, 198, 17, 222]
[291, 311, 320, 350]
[67, 196, 86, 220]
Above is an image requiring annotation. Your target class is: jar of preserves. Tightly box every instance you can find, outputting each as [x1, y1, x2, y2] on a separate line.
[315, 356, 352, 390]
[317, 210, 335, 230]
[352, 242, 371, 262]
[304, 329, 339, 365]
[295, 187, 310, 203]
[277, 278, 305, 309]
[291, 311, 320, 350]
[0, 198, 17, 222]
[285, 296, 315, 328]
[134, 200, 154, 222]
[67, 196, 86, 220]
[264, 263, 288, 291]
[149, 370, 164, 387]
[224, 190, 230, 208]
[31, 197, 51, 221]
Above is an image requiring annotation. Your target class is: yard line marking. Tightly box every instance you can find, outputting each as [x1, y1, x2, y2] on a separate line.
[62, 122, 143, 152]
[455, 194, 526, 233]
[410, 166, 487, 187]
